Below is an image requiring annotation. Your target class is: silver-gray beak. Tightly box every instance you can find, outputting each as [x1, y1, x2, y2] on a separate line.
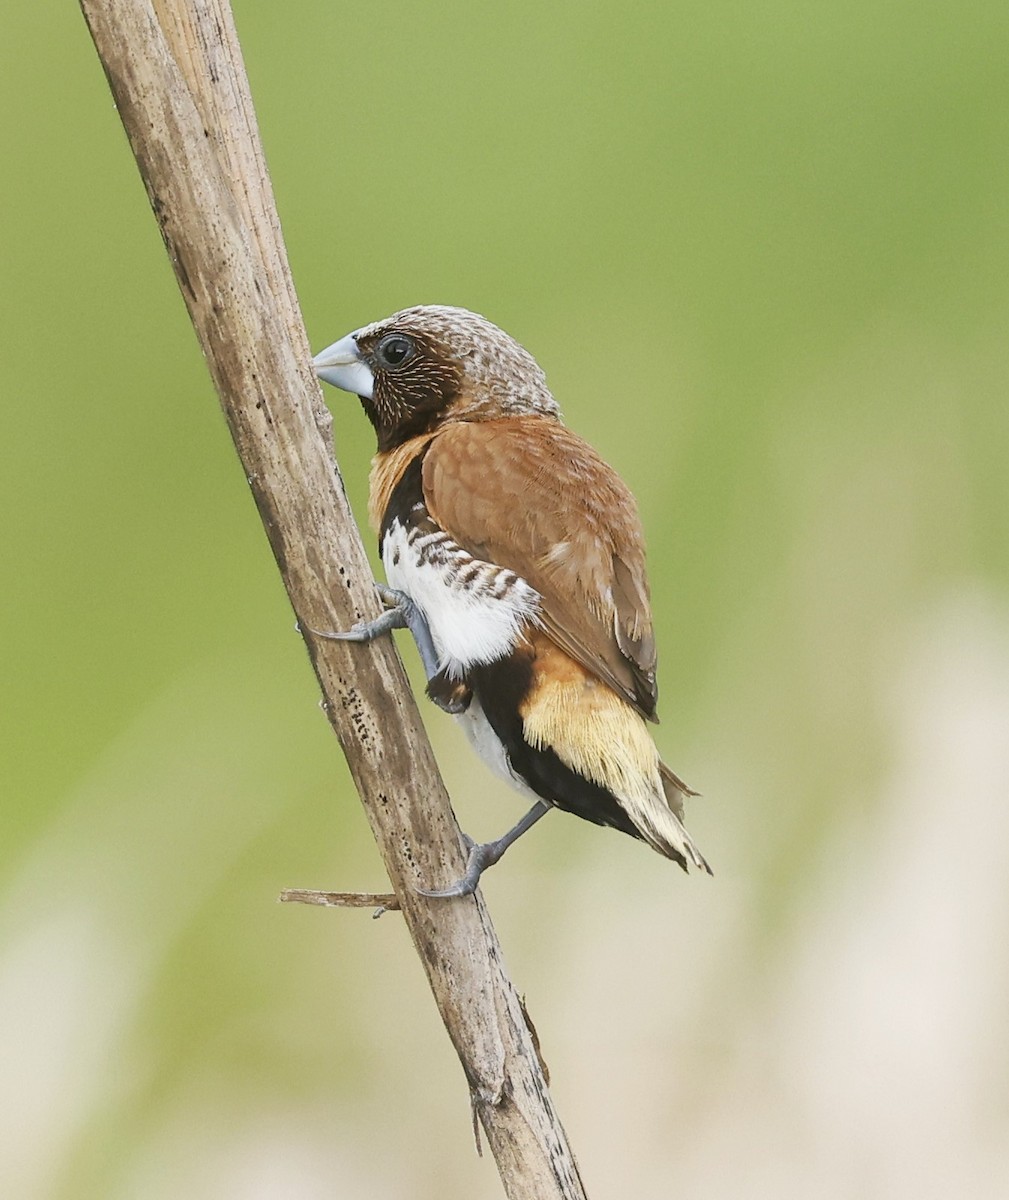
[312, 331, 374, 399]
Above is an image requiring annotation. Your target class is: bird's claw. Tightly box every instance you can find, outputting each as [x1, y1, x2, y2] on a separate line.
[417, 803, 551, 899]
[307, 584, 415, 645]
[316, 623, 369, 643]
[416, 841, 497, 899]
[307, 583, 452, 715]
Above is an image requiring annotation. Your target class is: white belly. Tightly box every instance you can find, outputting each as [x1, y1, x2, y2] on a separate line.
[383, 518, 539, 679]
[455, 697, 543, 805]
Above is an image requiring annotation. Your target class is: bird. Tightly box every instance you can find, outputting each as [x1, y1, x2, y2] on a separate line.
[311, 305, 710, 896]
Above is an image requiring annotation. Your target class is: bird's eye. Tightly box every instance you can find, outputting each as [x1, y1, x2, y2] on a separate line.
[375, 334, 415, 369]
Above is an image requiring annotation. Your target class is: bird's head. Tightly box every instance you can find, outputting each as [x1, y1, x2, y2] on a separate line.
[312, 305, 559, 451]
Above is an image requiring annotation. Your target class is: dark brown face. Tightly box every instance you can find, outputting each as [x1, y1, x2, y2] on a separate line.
[352, 325, 463, 451]
[312, 305, 560, 452]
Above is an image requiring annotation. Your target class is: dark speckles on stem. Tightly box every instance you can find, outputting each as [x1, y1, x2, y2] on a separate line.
[338, 685, 373, 746]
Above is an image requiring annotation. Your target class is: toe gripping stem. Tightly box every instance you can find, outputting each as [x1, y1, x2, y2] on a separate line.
[309, 584, 463, 712]
[417, 802, 552, 899]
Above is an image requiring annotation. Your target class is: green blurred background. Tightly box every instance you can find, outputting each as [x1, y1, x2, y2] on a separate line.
[3, 2, 1008, 1197]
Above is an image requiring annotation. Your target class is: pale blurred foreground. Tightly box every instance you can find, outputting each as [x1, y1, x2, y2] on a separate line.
[3, 589, 1007, 1200]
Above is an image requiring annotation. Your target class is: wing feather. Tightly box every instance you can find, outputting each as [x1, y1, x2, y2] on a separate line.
[421, 416, 659, 720]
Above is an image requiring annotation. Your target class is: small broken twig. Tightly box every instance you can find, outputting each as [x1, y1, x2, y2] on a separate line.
[280, 888, 400, 914]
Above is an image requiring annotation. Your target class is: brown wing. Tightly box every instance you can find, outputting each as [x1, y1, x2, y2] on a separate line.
[422, 415, 659, 721]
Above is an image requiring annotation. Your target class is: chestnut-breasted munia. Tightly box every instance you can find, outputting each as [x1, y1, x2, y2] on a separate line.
[312, 306, 709, 896]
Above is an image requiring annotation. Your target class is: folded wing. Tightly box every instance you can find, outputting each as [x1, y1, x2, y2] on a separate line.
[422, 416, 660, 721]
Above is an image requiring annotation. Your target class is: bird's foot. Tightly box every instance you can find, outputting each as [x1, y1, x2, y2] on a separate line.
[309, 584, 463, 714]
[417, 802, 551, 899]
[416, 837, 507, 899]
[308, 583, 411, 644]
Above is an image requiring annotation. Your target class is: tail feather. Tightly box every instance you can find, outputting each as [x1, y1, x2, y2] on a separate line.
[645, 762, 711, 875]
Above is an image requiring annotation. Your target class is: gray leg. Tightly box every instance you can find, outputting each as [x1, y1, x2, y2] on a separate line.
[310, 584, 460, 709]
[418, 801, 552, 899]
